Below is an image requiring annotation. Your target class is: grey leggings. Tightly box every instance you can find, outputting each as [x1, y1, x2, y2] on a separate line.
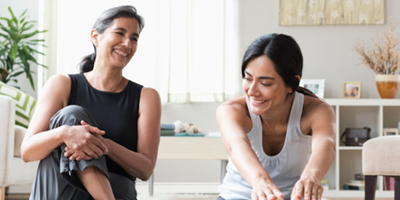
[29, 105, 137, 200]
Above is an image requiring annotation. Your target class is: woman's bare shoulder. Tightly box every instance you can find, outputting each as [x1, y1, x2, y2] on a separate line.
[303, 95, 334, 119]
[219, 95, 247, 113]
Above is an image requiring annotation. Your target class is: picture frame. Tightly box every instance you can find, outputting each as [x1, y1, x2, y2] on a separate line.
[343, 81, 361, 99]
[383, 128, 399, 136]
[299, 79, 325, 98]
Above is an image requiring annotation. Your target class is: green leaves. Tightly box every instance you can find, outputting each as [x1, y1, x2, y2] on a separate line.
[0, 7, 47, 91]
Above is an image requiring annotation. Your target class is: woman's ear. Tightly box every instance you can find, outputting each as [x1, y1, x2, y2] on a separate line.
[295, 75, 301, 82]
[91, 29, 99, 47]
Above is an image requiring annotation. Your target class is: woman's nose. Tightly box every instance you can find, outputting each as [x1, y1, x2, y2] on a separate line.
[122, 37, 131, 48]
[247, 82, 259, 96]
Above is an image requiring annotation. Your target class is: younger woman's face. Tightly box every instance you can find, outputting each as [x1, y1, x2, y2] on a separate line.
[92, 17, 140, 69]
[242, 55, 293, 115]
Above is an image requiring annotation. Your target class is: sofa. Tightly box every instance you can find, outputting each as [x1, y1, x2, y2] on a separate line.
[0, 95, 39, 200]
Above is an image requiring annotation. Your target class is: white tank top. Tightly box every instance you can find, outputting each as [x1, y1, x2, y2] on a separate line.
[219, 92, 312, 200]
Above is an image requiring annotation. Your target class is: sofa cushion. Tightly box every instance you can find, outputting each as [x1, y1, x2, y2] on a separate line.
[0, 81, 36, 128]
[14, 125, 26, 157]
[362, 135, 400, 176]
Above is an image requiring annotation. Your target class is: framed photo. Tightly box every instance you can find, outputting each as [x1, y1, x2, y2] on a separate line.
[343, 81, 361, 99]
[383, 128, 399, 136]
[299, 79, 325, 98]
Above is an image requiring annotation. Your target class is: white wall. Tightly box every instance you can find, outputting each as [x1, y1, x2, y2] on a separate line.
[236, 1, 400, 99]
[4, 0, 400, 193]
[0, 0, 39, 99]
[154, 0, 400, 185]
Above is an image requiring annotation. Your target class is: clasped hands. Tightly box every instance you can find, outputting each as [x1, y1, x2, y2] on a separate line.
[252, 177, 323, 200]
[63, 120, 108, 161]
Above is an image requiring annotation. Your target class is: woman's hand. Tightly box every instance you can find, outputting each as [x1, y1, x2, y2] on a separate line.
[290, 177, 323, 200]
[62, 120, 108, 161]
[251, 179, 284, 200]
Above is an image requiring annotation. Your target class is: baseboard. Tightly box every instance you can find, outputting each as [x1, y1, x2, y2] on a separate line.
[136, 182, 220, 194]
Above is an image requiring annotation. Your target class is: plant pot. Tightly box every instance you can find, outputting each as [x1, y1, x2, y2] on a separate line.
[375, 74, 400, 98]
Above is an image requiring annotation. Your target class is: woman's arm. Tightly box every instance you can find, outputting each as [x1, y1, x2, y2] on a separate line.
[99, 87, 161, 181]
[217, 97, 284, 200]
[291, 101, 336, 200]
[21, 74, 107, 162]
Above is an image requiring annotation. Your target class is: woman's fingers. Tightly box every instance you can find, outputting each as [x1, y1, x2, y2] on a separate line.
[272, 188, 284, 199]
[311, 184, 319, 200]
[317, 186, 323, 200]
[291, 181, 303, 200]
[81, 120, 105, 135]
[291, 179, 323, 200]
[303, 182, 312, 200]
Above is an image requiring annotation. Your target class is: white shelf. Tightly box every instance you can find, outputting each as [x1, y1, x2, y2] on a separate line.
[325, 98, 400, 106]
[338, 146, 363, 150]
[321, 100, 399, 198]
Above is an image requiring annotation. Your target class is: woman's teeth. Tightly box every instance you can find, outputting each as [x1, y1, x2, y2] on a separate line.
[252, 99, 267, 103]
[114, 50, 128, 57]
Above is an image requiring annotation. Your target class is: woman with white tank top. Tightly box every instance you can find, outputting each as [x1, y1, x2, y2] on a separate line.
[216, 34, 335, 200]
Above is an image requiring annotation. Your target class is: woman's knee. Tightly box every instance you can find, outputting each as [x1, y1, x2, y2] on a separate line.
[50, 105, 96, 129]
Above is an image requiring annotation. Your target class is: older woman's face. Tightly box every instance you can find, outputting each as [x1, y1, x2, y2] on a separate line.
[93, 17, 140, 69]
[242, 55, 292, 115]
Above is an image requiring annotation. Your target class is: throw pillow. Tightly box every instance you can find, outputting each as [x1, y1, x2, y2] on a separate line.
[0, 81, 37, 128]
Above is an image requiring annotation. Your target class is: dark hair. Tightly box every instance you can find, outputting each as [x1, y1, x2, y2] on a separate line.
[241, 33, 317, 98]
[79, 5, 145, 73]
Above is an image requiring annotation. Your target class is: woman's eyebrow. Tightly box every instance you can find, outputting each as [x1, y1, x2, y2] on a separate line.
[115, 27, 139, 37]
[244, 70, 274, 80]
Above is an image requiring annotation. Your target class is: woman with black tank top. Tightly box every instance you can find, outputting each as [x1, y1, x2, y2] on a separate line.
[21, 5, 161, 200]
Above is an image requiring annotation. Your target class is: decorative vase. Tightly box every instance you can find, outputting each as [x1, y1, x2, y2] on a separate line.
[375, 74, 400, 98]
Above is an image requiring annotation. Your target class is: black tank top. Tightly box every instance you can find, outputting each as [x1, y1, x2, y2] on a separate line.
[68, 73, 142, 181]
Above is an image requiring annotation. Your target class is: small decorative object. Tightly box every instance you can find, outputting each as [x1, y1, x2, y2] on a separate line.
[383, 128, 399, 136]
[340, 127, 371, 146]
[173, 120, 203, 134]
[279, 0, 385, 26]
[299, 79, 325, 98]
[353, 19, 400, 99]
[354, 173, 364, 181]
[343, 81, 361, 99]
[0, 7, 47, 90]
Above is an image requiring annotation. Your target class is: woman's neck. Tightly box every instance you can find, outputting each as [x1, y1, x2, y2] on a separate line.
[259, 93, 295, 127]
[84, 64, 126, 93]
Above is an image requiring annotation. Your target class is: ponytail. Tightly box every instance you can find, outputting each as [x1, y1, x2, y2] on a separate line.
[296, 86, 319, 99]
[79, 50, 96, 73]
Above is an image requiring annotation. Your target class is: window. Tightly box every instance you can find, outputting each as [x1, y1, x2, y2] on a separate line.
[51, 0, 240, 103]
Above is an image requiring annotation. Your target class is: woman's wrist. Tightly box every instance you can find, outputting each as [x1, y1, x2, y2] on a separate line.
[300, 168, 322, 181]
[250, 174, 273, 187]
[57, 125, 70, 144]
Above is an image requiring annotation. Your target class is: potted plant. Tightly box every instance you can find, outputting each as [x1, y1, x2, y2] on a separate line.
[353, 20, 400, 98]
[0, 7, 47, 91]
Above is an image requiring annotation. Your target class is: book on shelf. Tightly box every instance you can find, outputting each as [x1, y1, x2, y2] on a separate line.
[321, 178, 329, 191]
[160, 129, 175, 136]
[160, 123, 175, 130]
[385, 176, 394, 191]
[343, 180, 365, 190]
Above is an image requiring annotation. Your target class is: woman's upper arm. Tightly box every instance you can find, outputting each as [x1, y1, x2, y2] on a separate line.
[136, 87, 161, 166]
[24, 74, 71, 140]
[216, 101, 250, 154]
[308, 102, 336, 150]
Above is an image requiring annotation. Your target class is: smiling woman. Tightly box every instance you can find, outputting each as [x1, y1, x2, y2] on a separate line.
[216, 34, 336, 200]
[21, 5, 161, 200]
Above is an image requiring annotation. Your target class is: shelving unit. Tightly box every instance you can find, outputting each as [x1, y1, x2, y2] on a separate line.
[322, 98, 400, 198]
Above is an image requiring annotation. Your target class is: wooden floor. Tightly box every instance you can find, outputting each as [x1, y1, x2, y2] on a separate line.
[4, 193, 395, 200]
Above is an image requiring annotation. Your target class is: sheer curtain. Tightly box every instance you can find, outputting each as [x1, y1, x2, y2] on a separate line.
[46, 0, 240, 103]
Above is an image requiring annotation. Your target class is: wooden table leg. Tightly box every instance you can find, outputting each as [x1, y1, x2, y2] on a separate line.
[220, 160, 228, 183]
[149, 173, 154, 196]
[395, 176, 400, 200]
[365, 175, 377, 200]
[0, 187, 5, 200]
